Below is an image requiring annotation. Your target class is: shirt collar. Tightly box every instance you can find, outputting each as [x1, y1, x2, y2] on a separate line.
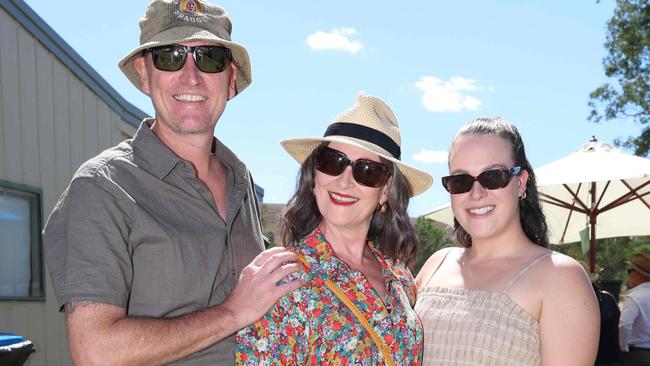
[131, 118, 246, 181]
[298, 228, 400, 283]
[132, 119, 182, 179]
[629, 281, 650, 294]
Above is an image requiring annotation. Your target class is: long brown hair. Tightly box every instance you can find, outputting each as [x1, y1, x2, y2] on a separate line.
[281, 142, 420, 267]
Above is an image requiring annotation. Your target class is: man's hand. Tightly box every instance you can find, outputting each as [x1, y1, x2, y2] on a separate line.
[222, 247, 304, 329]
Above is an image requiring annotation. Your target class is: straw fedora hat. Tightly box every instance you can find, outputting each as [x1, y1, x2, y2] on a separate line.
[281, 92, 433, 197]
[118, 0, 251, 96]
[629, 252, 650, 277]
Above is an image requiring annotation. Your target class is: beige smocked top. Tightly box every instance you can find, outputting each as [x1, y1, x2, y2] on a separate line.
[415, 248, 550, 365]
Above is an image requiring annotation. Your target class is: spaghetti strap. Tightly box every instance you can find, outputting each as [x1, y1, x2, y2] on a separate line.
[501, 251, 553, 293]
[425, 247, 457, 287]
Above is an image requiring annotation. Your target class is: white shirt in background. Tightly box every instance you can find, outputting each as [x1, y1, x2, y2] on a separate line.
[619, 281, 650, 352]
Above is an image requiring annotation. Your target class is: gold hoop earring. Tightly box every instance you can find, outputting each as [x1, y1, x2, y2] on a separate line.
[377, 202, 388, 214]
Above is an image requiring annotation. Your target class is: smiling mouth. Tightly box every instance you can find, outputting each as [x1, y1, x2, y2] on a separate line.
[174, 94, 206, 102]
[329, 192, 359, 205]
[468, 205, 495, 216]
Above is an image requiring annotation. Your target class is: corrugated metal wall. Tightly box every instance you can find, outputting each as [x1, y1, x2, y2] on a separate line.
[0, 6, 138, 365]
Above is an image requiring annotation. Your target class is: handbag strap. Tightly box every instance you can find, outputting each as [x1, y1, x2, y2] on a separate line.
[294, 252, 396, 366]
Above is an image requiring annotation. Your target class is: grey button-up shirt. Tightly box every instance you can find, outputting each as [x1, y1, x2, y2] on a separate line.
[44, 119, 265, 364]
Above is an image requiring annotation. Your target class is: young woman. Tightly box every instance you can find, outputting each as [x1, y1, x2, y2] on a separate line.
[235, 93, 432, 365]
[415, 117, 599, 365]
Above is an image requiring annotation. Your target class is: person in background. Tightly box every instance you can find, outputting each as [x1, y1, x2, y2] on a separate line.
[42, 1, 302, 364]
[619, 252, 650, 366]
[578, 261, 622, 366]
[415, 117, 600, 365]
[236, 92, 433, 365]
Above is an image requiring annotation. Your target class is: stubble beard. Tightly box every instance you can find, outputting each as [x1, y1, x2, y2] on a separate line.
[168, 118, 215, 135]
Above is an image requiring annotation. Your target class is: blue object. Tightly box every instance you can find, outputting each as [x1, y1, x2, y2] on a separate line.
[0, 333, 25, 347]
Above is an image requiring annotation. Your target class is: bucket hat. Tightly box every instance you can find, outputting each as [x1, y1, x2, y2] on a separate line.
[281, 92, 433, 197]
[118, 0, 251, 96]
[628, 252, 650, 277]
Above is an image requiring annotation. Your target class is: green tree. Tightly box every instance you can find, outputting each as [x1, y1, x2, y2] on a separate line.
[589, 0, 650, 156]
[413, 217, 454, 276]
[553, 235, 650, 280]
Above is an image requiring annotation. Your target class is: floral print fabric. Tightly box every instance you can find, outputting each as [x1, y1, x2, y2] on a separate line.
[235, 228, 423, 365]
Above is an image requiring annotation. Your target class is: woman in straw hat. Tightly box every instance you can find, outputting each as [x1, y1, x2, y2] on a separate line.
[415, 117, 599, 365]
[235, 92, 432, 365]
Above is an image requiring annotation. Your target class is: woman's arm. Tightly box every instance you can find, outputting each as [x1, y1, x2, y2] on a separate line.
[539, 255, 600, 366]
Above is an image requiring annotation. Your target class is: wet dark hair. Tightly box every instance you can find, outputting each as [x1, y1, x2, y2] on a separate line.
[281, 142, 420, 268]
[450, 117, 549, 248]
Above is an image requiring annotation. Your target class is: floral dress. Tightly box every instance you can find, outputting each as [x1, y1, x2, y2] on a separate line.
[235, 228, 423, 365]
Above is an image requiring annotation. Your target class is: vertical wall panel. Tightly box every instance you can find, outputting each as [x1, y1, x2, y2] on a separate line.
[14, 302, 46, 365]
[35, 44, 56, 213]
[0, 12, 5, 179]
[97, 102, 112, 151]
[121, 118, 138, 139]
[83, 88, 98, 158]
[111, 110, 122, 144]
[0, 301, 13, 329]
[0, 10, 22, 181]
[52, 61, 71, 199]
[35, 43, 64, 365]
[18, 28, 40, 187]
[68, 76, 84, 177]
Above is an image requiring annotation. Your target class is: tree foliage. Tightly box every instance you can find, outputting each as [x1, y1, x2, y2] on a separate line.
[553, 235, 650, 280]
[413, 217, 454, 276]
[589, 0, 650, 156]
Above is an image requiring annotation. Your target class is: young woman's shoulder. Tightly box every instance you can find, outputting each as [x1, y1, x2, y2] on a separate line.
[533, 252, 600, 364]
[415, 246, 458, 288]
[518, 249, 589, 290]
[542, 251, 591, 288]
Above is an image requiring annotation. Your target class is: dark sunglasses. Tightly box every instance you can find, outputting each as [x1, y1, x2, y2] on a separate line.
[314, 146, 391, 188]
[442, 166, 522, 194]
[144, 45, 231, 73]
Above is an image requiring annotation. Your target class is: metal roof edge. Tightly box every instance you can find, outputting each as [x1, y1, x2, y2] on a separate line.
[0, 0, 148, 128]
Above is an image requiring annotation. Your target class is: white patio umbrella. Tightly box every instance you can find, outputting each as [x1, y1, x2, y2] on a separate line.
[425, 138, 650, 272]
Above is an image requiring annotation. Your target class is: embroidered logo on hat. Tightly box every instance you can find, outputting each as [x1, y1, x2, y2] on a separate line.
[181, 0, 203, 14]
[174, 0, 207, 23]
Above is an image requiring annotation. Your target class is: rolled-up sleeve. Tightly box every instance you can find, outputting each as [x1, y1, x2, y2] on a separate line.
[43, 176, 134, 311]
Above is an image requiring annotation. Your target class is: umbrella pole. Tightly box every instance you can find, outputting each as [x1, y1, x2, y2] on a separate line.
[589, 214, 596, 273]
[589, 182, 596, 273]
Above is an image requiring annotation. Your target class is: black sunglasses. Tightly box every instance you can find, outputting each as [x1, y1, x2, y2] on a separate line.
[314, 146, 391, 188]
[442, 166, 522, 194]
[144, 45, 231, 73]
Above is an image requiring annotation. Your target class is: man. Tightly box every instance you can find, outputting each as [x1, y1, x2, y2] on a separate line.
[43, 1, 302, 364]
[619, 252, 650, 366]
